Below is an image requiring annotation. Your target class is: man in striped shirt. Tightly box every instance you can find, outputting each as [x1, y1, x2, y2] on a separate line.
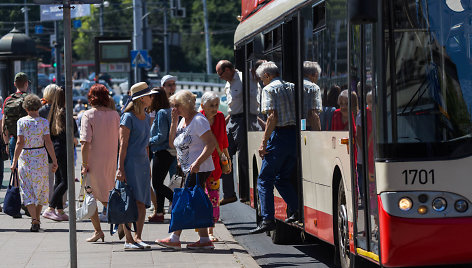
[250, 62, 299, 234]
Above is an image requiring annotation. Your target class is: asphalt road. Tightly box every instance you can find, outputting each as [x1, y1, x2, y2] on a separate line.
[219, 201, 358, 268]
[220, 201, 471, 268]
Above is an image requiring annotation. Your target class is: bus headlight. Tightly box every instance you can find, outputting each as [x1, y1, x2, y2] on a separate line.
[398, 197, 412, 211]
[455, 200, 468, 213]
[432, 197, 447, 212]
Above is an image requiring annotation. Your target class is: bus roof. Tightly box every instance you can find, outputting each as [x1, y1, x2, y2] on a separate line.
[234, 0, 307, 46]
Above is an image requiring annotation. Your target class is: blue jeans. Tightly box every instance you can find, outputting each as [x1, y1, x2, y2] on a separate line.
[257, 127, 299, 221]
[9, 136, 16, 165]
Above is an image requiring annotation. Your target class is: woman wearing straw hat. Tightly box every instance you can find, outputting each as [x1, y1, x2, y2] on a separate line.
[116, 82, 157, 250]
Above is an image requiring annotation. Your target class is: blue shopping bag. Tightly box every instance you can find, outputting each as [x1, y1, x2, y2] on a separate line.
[107, 180, 138, 235]
[3, 170, 21, 217]
[169, 173, 214, 232]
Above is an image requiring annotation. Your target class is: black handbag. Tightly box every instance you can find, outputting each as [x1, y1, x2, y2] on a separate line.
[0, 134, 9, 161]
[3, 170, 21, 217]
[106, 180, 138, 235]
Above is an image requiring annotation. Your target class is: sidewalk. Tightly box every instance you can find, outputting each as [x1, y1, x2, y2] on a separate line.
[0, 158, 259, 268]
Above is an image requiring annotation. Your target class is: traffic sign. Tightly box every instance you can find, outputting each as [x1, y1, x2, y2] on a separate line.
[73, 20, 82, 29]
[131, 50, 150, 68]
[35, 25, 44, 34]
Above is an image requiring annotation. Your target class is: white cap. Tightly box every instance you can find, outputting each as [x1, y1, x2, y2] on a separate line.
[161, 75, 177, 87]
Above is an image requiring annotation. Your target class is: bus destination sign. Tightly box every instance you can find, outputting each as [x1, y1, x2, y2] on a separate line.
[34, 0, 103, 4]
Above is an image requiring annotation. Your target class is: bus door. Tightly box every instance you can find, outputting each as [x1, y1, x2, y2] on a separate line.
[350, 23, 379, 259]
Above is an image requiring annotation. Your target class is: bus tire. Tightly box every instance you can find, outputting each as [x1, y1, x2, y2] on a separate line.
[271, 220, 301, 245]
[336, 181, 352, 268]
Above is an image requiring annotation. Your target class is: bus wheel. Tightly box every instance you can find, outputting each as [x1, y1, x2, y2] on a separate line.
[271, 220, 301, 245]
[336, 182, 352, 268]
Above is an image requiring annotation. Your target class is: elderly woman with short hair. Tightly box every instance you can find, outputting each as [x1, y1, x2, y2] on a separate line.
[80, 83, 120, 242]
[331, 89, 358, 131]
[12, 94, 58, 232]
[156, 90, 217, 250]
[200, 91, 231, 242]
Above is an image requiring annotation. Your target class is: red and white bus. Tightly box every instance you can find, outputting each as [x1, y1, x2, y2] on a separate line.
[233, 0, 472, 267]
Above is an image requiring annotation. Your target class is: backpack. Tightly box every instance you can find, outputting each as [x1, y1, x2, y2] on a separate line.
[3, 92, 28, 138]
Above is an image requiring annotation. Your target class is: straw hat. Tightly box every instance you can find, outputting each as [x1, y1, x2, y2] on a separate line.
[130, 82, 156, 100]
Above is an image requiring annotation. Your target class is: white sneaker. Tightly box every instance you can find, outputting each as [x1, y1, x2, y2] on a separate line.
[137, 241, 151, 249]
[124, 242, 144, 250]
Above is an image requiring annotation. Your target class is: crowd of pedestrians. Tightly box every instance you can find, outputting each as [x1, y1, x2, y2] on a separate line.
[0, 58, 331, 249]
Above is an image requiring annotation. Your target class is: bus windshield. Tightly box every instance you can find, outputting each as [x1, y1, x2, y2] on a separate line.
[378, 0, 472, 160]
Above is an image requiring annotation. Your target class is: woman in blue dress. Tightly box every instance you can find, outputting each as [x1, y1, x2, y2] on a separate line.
[116, 82, 157, 250]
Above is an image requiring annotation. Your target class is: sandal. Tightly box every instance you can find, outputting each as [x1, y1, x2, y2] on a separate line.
[30, 219, 40, 232]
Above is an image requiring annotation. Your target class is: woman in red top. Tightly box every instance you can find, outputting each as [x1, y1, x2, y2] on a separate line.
[331, 89, 358, 131]
[200, 91, 231, 242]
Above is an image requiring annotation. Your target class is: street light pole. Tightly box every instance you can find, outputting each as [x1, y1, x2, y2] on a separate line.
[163, 1, 169, 74]
[62, 1, 77, 267]
[202, 0, 211, 74]
[133, 0, 143, 83]
[22, 0, 29, 36]
[99, 3, 104, 35]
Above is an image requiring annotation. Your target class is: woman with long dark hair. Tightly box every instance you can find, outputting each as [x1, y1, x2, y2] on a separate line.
[42, 87, 78, 221]
[148, 88, 175, 222]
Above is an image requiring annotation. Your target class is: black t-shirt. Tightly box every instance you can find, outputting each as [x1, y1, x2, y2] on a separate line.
[51, 115, 79, 157]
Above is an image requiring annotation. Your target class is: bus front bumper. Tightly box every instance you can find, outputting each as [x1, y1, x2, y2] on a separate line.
[379, 198, 472, 267]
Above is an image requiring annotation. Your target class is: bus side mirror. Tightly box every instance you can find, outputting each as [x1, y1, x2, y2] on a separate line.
[348, 0, 378, 24]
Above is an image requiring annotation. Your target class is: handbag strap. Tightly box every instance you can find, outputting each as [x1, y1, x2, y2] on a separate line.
[77, 174, 87, 202]
[184, 172, 203, 189]
[9, 169, 19, 187]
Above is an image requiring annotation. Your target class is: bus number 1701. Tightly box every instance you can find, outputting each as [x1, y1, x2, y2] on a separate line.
[402, 169, 435, 185]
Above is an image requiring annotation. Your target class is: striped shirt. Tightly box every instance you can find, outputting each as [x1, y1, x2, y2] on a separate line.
[303, 78, 322, 117]
[261, 78, 296, 127]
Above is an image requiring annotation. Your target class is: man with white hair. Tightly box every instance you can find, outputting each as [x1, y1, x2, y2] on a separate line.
[250, 61, 299, 234]
[302, 61, 322, 131]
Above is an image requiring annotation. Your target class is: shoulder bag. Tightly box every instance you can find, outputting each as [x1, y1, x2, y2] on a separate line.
[3, 170, 21, 217]
[107, 180, 138, 236]
[169, 172, 214, 232]
[76, 174, 97, 221]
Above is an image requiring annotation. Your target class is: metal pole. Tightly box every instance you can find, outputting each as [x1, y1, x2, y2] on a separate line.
[99, 3, 104, 36]
[202, 0, 212, 74]
[54, 21, 61, 85]
[23, 0, 29, 36]
[62, 1, 77, 267]
[163, 2, 169, 74]
[133, 0, 143, 82]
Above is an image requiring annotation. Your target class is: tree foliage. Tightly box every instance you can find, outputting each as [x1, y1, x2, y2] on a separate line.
[0, 0, 240, 73]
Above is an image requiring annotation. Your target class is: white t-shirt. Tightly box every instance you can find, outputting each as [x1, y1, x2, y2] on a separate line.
[174, 113, 215, 173]
[225, 71, 243, 115]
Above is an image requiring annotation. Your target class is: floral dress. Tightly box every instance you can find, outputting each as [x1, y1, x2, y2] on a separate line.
[17, 116, 50, 206]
